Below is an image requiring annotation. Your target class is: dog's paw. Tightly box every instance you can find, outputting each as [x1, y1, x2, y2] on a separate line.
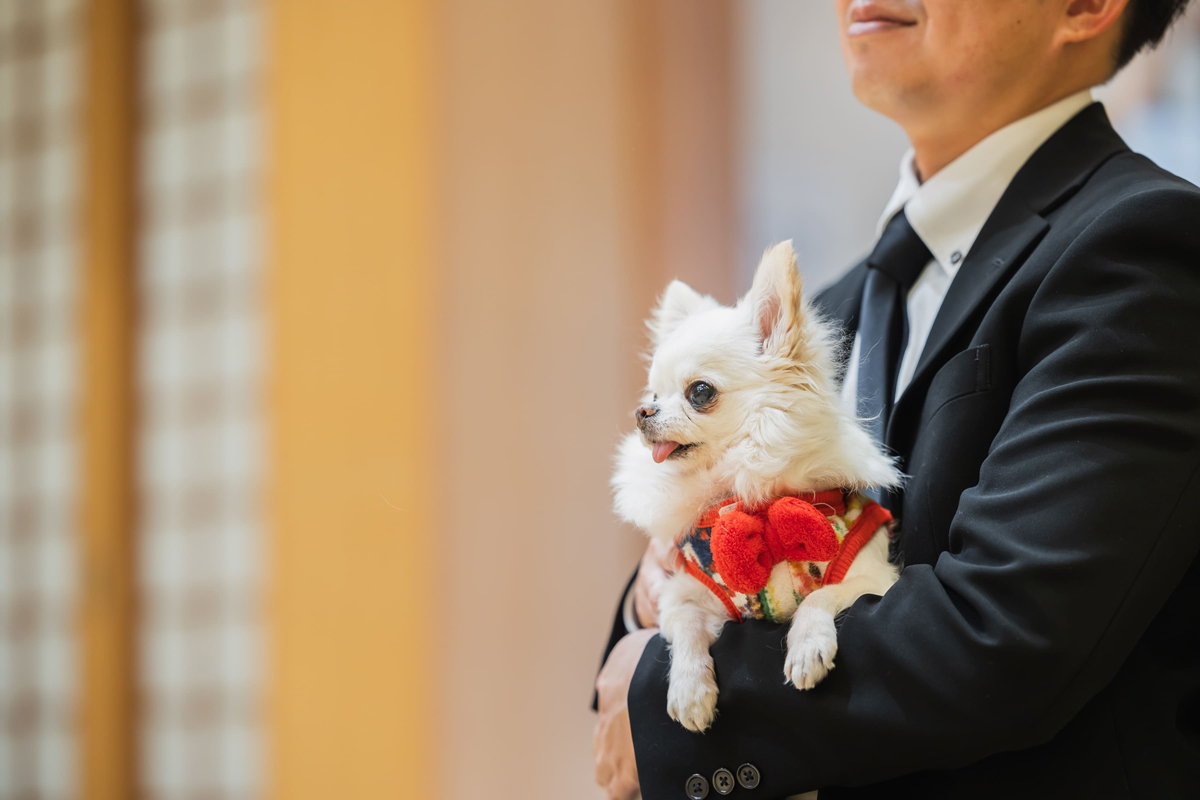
[784, 608, 838, 690]
[667, 669, 719, 732]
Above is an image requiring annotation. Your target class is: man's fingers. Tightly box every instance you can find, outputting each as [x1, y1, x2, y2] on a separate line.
[595, 757, 612, 789]
[647, 578, 662, 605]
[602, 772, 634, 800]
[614, 776, 639, 800]
[648, 537, 678, 573]
[593, 717, 612, 785]
[634, 590, 656, 628]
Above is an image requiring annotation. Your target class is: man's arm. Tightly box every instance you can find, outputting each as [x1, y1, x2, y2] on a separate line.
[594, 568, 639, 712]
[627, 187, 1200, 798]
[594, 538, 679, 713]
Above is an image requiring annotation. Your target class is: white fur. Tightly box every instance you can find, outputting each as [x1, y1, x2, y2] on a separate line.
[783, 528, 897, 690]
[611, 241, 902, 732]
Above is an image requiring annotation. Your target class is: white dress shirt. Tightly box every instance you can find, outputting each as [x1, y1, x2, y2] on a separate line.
[841, 89, 1096, 415]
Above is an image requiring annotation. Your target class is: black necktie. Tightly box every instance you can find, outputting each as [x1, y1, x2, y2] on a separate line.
[856, 209, 932, 450]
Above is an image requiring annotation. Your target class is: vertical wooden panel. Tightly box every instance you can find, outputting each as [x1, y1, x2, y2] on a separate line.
[268, 1, 435, 798]
[80, 0, 138, 798]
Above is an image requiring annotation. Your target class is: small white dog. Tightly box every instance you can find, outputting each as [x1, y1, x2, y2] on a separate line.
[612, 241, 902, 733]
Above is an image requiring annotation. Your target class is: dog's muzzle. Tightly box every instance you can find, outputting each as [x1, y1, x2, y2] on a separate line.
[635, 403, 658, 434]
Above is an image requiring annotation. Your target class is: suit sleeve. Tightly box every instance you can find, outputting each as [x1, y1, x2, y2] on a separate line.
[592, 567, 639, 712]
[627, 188, 1200, 798]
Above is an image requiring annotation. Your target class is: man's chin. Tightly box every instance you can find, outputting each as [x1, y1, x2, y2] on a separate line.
[847, 67, 923, 119]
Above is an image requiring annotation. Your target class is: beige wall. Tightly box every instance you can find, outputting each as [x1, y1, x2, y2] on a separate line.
[434, 2, 738, 797]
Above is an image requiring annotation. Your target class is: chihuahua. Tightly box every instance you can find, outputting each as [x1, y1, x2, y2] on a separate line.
[612, 241, 901, 732]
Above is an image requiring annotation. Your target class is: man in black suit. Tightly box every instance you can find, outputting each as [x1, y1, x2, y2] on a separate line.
[593, 1, 1200, 798]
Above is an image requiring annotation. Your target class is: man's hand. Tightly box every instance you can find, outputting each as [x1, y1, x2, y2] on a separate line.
[594, 628, 657, 800]
[632, 538, 679, 628]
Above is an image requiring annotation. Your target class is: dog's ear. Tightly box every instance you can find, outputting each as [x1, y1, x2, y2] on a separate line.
[746, 240, 806, 359]
[649, 280, 717, 347]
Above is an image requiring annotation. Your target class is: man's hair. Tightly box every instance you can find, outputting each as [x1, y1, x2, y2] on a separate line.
[1115, 0, 1195, 70]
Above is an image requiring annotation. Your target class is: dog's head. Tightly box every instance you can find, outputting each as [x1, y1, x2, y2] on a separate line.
[634, 241, 897, 501]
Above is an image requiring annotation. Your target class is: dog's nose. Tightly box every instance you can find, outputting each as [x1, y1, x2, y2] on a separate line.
[636, 404, 658, 422]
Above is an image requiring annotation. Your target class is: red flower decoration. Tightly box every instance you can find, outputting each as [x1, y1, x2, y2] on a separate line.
[710, 497, 840, 595]
[769, 497, 841, 562]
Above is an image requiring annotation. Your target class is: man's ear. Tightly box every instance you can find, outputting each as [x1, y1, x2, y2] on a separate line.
[1057, 0, 1130, 48]
[648, 280, 717, 347]
[744, 240, 806, 359]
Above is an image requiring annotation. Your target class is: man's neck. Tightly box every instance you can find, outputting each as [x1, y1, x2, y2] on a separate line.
[907, 84, 1095, 181]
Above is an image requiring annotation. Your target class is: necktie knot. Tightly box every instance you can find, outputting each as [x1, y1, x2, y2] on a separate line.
[867, 209, 931, 290]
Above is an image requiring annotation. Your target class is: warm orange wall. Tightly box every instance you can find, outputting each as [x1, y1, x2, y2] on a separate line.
[268, 1, 435, 798]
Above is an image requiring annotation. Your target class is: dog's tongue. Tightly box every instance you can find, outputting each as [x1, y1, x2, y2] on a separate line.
[652, 441, 681, 464]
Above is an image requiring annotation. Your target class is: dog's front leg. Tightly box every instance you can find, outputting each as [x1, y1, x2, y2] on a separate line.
[659, 572, 731, 732]
[784, 529, 899, 690]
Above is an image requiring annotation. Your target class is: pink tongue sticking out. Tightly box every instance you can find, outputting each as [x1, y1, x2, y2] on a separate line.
[652, 441, 681, 463]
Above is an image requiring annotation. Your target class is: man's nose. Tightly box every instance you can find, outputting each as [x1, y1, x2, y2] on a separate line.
[636, 404, 658, 423]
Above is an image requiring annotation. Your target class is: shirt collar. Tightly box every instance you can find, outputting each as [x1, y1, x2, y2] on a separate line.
[876, 89, 1095, 277]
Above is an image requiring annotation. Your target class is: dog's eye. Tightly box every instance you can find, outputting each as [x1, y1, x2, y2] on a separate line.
[686, 381, 716, 409]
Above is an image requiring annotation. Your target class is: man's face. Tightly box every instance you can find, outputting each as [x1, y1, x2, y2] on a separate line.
[835, 1, 1064, 129]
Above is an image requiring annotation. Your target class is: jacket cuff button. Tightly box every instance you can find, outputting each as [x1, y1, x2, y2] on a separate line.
[737, 763, 761, 789]
[685, 773, 710, 799]
[712, 767, 735, 795]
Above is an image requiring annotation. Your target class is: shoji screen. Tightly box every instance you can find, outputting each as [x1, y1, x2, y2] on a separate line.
[137, 0, 264, 797]
[0, 1, 84, 797]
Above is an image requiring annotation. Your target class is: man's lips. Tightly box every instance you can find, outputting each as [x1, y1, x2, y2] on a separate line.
[847, 2, 917, 37]
[848, 19, 912, 36]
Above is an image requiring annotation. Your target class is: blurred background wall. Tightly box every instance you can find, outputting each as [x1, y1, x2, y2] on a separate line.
[434, 2, 738, 797]
[0, 1, 1197, 799]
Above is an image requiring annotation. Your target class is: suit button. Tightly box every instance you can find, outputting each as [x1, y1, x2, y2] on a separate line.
[737, 763, 761, 789]
[712, 768, 735, 795]
[685, 773, 709, 799]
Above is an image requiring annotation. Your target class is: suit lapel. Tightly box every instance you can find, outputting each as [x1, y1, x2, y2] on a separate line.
[812, 261, 867, 333]
[907, 210, 1049, 392]
[885, 103, 1129, 450]
[812, 261, 868, 371]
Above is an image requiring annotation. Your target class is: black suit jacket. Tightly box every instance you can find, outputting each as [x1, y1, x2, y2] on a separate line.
[599, 104, 1200, 799]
